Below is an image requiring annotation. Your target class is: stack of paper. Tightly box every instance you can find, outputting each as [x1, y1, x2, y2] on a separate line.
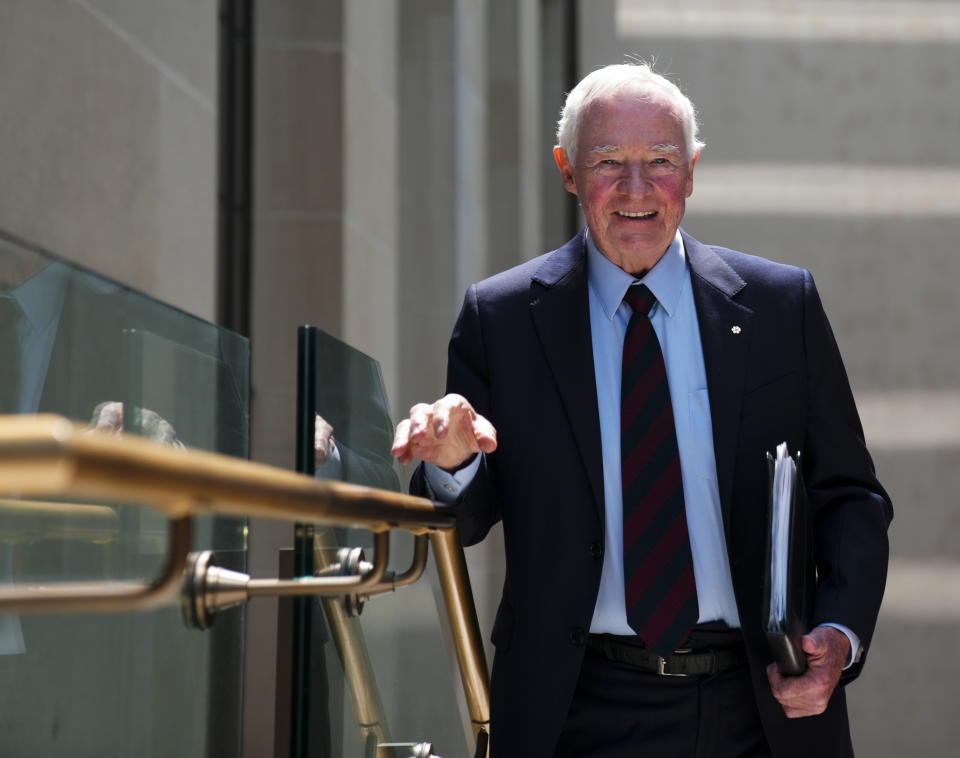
[764, 442, 812, 676]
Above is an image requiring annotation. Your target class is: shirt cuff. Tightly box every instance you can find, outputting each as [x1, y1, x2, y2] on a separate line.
[424, 454, 482, 503]
[818, 623, 861, 669]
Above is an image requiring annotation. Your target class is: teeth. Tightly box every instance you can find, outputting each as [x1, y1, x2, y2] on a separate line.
[617, 211, 656, 218]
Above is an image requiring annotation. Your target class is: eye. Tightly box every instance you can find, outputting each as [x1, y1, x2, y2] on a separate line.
[600, 158, 619, 165]
[651, 157, 669, 165]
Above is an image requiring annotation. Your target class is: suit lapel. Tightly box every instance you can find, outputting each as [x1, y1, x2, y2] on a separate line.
[529, 232, 605, 522]
[684, 232, 754, 536]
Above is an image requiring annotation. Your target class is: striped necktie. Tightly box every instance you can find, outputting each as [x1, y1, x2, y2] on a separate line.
[621, 283, 698, 658]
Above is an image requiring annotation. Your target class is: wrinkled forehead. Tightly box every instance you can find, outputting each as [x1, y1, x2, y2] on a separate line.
[578, 90, 687, 147]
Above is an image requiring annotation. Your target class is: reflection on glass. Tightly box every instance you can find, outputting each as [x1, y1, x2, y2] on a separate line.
[303, 328, 467, 758]
[0, 229, 249, 756]
[312, 329, 401, 492]
[0, 232, 247, 454]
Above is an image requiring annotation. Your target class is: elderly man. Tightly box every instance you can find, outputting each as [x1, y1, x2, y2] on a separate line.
[393, 64, 891, 758]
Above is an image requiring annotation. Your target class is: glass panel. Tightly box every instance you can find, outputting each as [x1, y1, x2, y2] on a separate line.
[0, 229, 249, 756]
[312, 329, 401, 493]
[306, 328, 468, 758]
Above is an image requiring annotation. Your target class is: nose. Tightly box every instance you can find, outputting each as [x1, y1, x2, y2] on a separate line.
[617, 163, 652, 196]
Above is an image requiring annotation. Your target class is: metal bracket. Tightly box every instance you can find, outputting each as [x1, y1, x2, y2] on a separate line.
[340, 533, 431, 617]
[338, 546, 370, 617]
[182, 530, 434, 629]
[181, 549, 250, 630]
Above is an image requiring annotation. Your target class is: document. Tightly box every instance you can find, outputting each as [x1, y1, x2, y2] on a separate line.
[764, 442, 813, 676]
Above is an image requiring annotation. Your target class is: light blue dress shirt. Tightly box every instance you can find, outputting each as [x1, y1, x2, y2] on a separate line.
[584, 230, 740, 633]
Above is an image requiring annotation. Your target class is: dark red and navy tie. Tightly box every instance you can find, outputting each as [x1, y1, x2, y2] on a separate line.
[621, 284, 698, 659]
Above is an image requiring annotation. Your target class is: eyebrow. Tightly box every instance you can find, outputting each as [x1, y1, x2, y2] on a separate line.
[588, 143, 683, 156]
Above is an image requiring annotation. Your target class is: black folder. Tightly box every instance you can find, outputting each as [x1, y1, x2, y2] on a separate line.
[763, 443, 814, 676]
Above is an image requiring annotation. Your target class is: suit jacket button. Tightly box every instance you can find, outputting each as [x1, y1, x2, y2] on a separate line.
[569, 627, 586, 646]
[589, 541, 603, 559]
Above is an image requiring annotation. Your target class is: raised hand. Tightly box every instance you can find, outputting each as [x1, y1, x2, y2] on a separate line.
[392, 393, 497, 471]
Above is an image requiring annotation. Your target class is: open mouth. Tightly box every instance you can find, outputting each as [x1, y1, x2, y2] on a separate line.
[616, 211, 657, 219]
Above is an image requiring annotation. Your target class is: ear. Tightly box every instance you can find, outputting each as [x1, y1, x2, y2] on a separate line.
[684, 151, 700, 198]
[553, 146, 578, 195]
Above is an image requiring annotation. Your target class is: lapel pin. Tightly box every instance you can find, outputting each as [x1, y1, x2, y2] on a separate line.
[731, 325, 742, 335]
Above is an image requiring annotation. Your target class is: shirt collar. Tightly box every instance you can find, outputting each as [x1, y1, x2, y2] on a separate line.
[586, 229, 688, 321]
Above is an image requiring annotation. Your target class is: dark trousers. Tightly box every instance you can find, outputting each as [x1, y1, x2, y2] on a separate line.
[555, 628, 771, 758]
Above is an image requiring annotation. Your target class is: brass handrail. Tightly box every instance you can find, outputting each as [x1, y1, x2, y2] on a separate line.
[0, 414, 490, 755]
[0, 415, 455, 533]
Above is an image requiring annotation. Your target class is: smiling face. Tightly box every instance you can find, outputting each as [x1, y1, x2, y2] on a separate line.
[554, 92, 698, 276]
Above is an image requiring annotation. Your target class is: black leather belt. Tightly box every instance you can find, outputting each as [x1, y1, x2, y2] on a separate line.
[587, 634, 746, 677]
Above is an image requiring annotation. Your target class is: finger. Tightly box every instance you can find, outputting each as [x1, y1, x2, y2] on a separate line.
[425, 396, 470, 446]
[408, 403, 433, 439]
[432, 399, 456, 438]
[801, 633, 824, 656]
[767, 662, 816, 703]
[443, 393, 470, 410]
[393, 420, 416, 463]
[441, 392, 474, 420]
[778, 677, 834, 716]
[767, 667, 794, 705]
[782, 691, 828, 718]
[392, 419, 413, 455]
[472, 414, 498, 453]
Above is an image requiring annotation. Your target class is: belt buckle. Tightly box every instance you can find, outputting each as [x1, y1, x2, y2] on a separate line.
[657, 649, 691, 678]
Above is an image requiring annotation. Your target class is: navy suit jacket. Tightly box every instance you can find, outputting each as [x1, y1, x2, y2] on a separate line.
[414, 230, 891, 758]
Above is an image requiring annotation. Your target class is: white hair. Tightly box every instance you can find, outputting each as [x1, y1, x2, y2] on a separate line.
[556, 63, 705, 163]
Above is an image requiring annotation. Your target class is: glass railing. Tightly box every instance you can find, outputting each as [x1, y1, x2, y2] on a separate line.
[0, 232, 488, 758]
[0, 229, 249, 756]
[298, 327, 473, 758]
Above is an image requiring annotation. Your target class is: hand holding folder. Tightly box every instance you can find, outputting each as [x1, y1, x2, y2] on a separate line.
[763, 443, 814, 676]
